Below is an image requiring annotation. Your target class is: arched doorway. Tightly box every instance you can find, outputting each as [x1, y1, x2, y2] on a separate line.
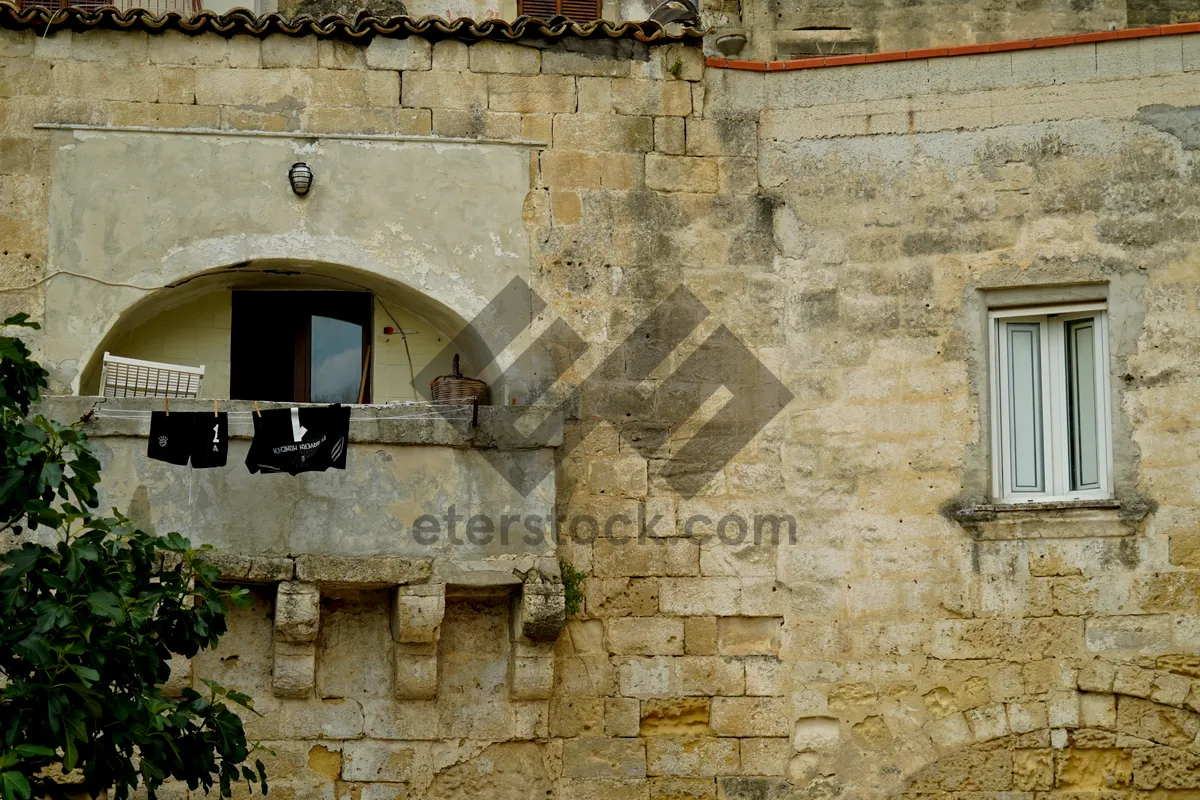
[76, 259, 490, 404]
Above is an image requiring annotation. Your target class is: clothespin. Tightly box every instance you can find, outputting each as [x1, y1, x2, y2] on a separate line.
[164, 397, 169, 416]
[253, 401, 261, 418]
[213, 398, 219, 417]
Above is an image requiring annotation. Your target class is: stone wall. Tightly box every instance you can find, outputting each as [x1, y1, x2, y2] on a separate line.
[735, 0, 1200, 61]
[2, 19, 1200, 800]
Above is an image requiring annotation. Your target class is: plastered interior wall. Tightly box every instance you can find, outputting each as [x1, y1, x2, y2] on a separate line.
[99, 289, 457, 402]
[1, 21, 1200, 800]
[102, 288, 234, 398]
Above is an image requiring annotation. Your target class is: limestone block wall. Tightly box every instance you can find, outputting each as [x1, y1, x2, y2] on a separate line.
[737, 0, 1200, 61]
[1, 18, 1200, 800]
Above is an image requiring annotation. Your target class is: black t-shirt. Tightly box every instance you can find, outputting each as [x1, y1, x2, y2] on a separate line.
[147, 412, 229, 469]
[245, 406, 350, 475]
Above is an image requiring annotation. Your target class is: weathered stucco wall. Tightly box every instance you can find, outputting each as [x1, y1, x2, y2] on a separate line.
[2, 20, 1200, 800]
[40, 125, 533, 396]
[38, 397, 558, 561]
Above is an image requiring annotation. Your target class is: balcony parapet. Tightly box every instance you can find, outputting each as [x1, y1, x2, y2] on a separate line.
[41, 396, 563, 450]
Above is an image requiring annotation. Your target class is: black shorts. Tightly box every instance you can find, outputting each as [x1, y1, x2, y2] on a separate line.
[245, 406, 350, 475]
[147, 411, 229, 469]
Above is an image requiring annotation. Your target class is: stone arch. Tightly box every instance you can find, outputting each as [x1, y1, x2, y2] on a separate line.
[891, 690, 1200, 800]
[65, 257, 498, 399]
[795, 660, 1200, 800]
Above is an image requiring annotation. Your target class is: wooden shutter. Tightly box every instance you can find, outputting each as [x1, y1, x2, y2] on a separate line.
[519, 0, 600, 21]
[558, 0, 601, 21]
[518, 0, 559, 18]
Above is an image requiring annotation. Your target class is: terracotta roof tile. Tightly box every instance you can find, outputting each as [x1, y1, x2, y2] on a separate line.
[0, 1, 701, 44]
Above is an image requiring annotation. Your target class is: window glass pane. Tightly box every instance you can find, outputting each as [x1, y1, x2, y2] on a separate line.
[310, 315, 363, 403]
[1067, 318, 1100, 490]
[1006, 323, 1044, 492]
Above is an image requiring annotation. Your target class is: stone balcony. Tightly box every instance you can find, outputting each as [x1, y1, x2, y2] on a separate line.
[39, 395, 567, 701]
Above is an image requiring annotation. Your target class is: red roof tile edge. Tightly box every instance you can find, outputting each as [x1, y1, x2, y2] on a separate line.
[0, 2, 703, 44]
[706, 22, 1200, 71]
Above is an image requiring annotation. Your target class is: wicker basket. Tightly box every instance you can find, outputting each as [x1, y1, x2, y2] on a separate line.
[431, 354, 488, 405]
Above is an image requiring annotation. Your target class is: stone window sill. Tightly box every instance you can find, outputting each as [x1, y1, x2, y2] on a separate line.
[952, 499, 1145, 540]
[972, 499, 1122, 515]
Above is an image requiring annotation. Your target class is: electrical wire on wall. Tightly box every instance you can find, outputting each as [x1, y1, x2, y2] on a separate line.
[0, 266, 437, 402]
[0, 19, 441, 409]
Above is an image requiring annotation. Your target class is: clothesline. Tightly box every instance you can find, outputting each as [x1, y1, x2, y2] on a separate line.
[95, 410, 473, 422]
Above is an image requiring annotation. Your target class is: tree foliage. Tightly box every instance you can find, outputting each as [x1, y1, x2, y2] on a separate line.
[0, 315, 267, 800]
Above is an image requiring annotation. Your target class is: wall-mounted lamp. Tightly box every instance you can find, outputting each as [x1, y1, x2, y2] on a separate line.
[288, 162, 313, 196]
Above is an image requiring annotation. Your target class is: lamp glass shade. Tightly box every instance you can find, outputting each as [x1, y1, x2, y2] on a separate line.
[289, 162, 313, 195]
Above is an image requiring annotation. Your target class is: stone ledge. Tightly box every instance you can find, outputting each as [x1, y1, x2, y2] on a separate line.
[973, 499, 1123, 514]
[168, 552, 433, 585]
[196, 552, 296, 581]
[294, 555, 432, 585]
[162, 553, 562, 591]
[41, 395, 562, 450]
[34, 123, 546, 149]
[952, 500, 1148, 540]
[161, 551, 295, 580]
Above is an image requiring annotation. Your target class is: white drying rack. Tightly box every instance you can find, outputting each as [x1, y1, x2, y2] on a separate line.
[100, 353, 205, 399]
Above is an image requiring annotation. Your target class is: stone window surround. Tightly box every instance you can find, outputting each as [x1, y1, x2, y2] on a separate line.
[987, 301, 1113, 503]
[954, 279, 1153, 538]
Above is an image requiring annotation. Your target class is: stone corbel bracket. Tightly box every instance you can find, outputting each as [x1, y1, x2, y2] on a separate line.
[272, 581, 320, 698]
[390, 583, 446, 700]
[509, 572, 566, 701]
[268, 557, 433, 698]
[168, 553, 562, 702]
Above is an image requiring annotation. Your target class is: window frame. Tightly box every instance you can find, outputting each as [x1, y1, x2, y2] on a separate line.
[988, 302, 1112, 504]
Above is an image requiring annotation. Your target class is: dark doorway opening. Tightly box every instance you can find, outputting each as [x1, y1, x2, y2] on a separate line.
[230, 291, 373, 404]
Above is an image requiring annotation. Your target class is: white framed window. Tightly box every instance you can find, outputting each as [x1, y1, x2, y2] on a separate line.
[988, 303, 1112, 503]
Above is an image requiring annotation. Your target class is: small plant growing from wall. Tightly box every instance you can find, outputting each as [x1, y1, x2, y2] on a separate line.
[0, 315, 267, 800]
[668, 56, 685, 79]
[559, 557, 585, 617]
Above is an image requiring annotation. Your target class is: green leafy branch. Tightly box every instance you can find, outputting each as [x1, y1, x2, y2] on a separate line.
[0, 318, 267, 800]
